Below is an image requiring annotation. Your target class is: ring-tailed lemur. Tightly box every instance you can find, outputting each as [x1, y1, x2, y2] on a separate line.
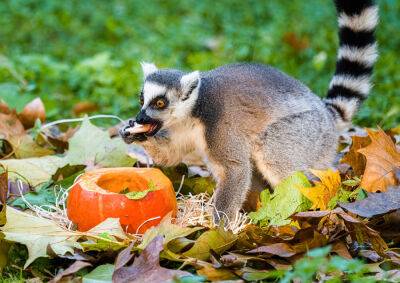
[120, 0, 378, 223]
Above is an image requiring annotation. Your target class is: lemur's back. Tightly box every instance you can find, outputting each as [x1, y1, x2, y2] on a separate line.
[197, 63, 332, 127]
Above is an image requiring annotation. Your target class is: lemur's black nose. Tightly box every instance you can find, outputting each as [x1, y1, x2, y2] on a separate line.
[135, 110, 152, 124]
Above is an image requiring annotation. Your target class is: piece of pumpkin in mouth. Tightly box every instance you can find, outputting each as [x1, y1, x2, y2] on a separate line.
[126, 123, 152, 134]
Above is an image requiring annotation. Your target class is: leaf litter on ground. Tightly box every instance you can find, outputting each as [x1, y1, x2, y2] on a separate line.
[1, 99, 400, 282]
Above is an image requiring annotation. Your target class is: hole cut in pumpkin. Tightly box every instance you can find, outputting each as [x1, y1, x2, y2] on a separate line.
[96, 171, 149, 194]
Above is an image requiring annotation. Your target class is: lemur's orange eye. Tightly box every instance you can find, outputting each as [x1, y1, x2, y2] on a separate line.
[156, 99, 165, 108]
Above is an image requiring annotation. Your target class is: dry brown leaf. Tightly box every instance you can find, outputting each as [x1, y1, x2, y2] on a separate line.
[283, 32, 309, 50]
[8, 135, 54, 158]
[248, 243, 296, 258]
[297, 169, 341, 210]
[112, 236, 191, 283]
[340, 186, 400, 218]
[341, 134, 371, 175]
[331, 241, 352, 259]
[18, 97, 46, 129]
[0, 102, 11, 114]
[359, 128, 400, 192]
[196, 263, 237, 281]
[73, 101, 98, 116]
[49, 261, 91, 283]
[0, 112, 25, 139]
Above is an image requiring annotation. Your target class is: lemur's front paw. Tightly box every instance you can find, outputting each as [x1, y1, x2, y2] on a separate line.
[212, 205, 238, 228]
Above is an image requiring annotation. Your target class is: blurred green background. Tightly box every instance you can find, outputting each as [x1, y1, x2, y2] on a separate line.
[0, 0, 399, 128]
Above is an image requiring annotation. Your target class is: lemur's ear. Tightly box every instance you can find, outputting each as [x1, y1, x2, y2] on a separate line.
[180, 71, 200, 100]
[140, 62, 158, 78]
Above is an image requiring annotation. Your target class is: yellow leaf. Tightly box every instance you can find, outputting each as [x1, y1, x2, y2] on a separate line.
[297, 169, 341, 210]
[358, 128, 400, 192]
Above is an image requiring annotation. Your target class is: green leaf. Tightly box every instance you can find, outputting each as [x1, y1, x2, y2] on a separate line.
[124, 190, 151, 200]
[10, 181, 55, 209]
[183, 227, 237, 261]
[65, 117, 135, 168]
[124, 181, 160, 200]
[249, 172, 312, 226]
[0, 83, 34, 112]
[81, 218, 128, 252]
[10, 166, 84, 209]
[307, 245, 331, 258]
[342, 178, 361, 187]
[82, 264, 114, 283]
[180, 177, 215, 195]
[242, 270, 285, 281]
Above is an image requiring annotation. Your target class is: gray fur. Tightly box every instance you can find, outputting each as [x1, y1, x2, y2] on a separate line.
[121, 63, 338, 223]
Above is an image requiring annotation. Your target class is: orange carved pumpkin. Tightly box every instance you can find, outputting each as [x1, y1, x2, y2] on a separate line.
[67, 167, 177, 234]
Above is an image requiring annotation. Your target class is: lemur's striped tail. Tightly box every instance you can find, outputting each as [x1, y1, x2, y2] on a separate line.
[325, 0, 378, 128]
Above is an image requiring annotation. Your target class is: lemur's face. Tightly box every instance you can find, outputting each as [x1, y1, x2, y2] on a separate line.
[120, 62, 200, 143]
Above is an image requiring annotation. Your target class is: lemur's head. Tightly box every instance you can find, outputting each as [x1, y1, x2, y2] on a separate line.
[120, 62, 201, 143]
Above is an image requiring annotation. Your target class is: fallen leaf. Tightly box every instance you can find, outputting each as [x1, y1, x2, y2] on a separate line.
[297, 169, 341, 210]
[0, 111, 25, 139]
[52, 164, 86, 182]
[0, 165, 7, 226]
[65, 117, 135, 168]
[17, 97, 46, 129]
[359, 128, 400, 192]
[339, 186, 400, 218]
[359, 249, 382, 262]
[139, 214, 202, 250]
[0, 155, 65, 187]
[50, 261, 91, 283]
[124, 182, 160, 200]
[341, 134, 371, 175]
[73, 101, 98, 116]
[10, 181, 55, 210]
[80, 218, 129, 252]
[331, 241, 352, 259]
[112, 236, 192, 283]
[283, 32, 309, 51]
[86, 218, 129, 240]
[295, 208, 388, 256]
[249, 172, 312, 226]
[8, 134, 54, 158]
[11, 167, 84, 210]
[83, 264, 114, 283]
[0, 101, 11, 114]
[183, 227, 237, 261]
[0, 206, 80, 268]
[242, 269, 285, 282]
[114, 242, 135, 270]
[248, 243, 296, 258]
[191, 259, 237, 281]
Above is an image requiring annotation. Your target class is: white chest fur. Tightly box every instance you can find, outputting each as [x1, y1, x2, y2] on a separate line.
[141, 118, 209, 167]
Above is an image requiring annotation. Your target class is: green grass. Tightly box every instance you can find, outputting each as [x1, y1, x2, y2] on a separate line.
[0, 0, 399, 128]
